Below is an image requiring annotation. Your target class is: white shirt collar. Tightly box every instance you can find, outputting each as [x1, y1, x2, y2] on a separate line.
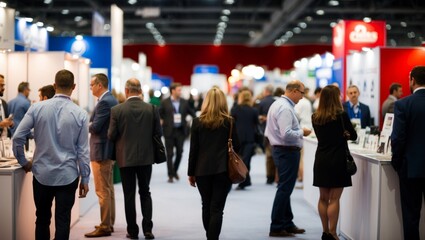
[413, 87, 425, 93]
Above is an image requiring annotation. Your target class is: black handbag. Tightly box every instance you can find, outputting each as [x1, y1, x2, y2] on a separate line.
[152, 105, 167, 164]
[340, 115, 357, 175]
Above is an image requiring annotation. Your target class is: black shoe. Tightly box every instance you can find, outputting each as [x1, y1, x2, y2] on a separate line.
[144, 232, 155, 239]
[322, 232, 334, 240]
[174, 173, 180, 180]
[269, 230, 295, 237]
[126, 233, 138, 239]
[285, 226, 305, 234]
[235, 186, 245, 190]
[266, 177, 274, 184]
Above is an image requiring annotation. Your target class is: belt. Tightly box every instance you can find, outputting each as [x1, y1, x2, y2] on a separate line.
[273, 145, 301, 151]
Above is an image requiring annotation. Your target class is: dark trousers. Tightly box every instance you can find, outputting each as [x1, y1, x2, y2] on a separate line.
[165, 128, 185, 177]
[270, 147, 300, 232]
[120, 165, 153, 236]
[398, 176, 425, 240]
[33, 176, 78, 240]
[238, 142, 256, 188]
[196, 172, 232, 240]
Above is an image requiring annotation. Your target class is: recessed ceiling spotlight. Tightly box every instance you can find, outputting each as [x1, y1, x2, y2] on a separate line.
[293, 27, 301, 34]
[330, 22, 337, 27]
[61, 9, 69, 15]
[298, 22, 307, 29]
[146, 22, 154, 29]
[363, 17, 371, 23]
[222, 9, 231, 15]
[46, 26, 54, 32]
[224, 0, 234, 4]
[328, 0, 339, 6]
[128, 0, 137, 5]
[400, 21, 407, 27]
[305, 16, 313, 22]
[407, 31, 416, 38]
[0, 1, 7, 8]
[36, 22, 44, 27]
[25, 17, 33, 23]
[316, 10, 325, 15]
[74, 16, 83, 22]
[386, 24, 391, 30]
[274, 39, 282, 46]
[220, 16, 229, 22]
[44, 0, 52, 4]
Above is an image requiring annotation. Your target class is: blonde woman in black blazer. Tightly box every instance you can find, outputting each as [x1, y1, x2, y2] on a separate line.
[188, 87, 240, 240]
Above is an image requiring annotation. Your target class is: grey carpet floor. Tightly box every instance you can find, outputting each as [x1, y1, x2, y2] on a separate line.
[70, 142, 328, 240]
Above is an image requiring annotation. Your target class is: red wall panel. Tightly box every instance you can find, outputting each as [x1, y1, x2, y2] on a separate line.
[123, 44, 332, 85]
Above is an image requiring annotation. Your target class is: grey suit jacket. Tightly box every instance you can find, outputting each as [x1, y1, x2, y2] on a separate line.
[89, 92, 118, 161]
[108, 97, 160, 168]
[382, 95, 396, 118]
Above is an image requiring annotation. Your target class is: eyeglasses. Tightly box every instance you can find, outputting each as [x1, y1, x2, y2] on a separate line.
[296, 89, 305, 95]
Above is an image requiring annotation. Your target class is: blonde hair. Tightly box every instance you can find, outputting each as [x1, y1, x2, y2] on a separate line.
[238, 90, 253, 106]
[312, 85, 343, 125]
[199, 87, 231, 129]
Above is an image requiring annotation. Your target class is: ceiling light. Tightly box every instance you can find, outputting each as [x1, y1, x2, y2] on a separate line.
[316, 10, 325, 15]
[36, 22, 44, 27]
[363, 17, 371, 23]
[104, 24, 110, 30]
[220, 16, 229, 22]
[285, 31, 293, 38]
[61, 9, 69, 15]
[305, 16, 313, 22]
[328, 0, 339, 6]
[46, 26, 54, 32]
[44, 0, 52, 4]
[400, 21, 407, 27]
[74, 16, 83, 22]
[224, 0, 234, 4]
[222, 9, 231, 15]
[25, 17, 33, 23]
[146, 22, 154, 29]
[298, 22, 307, 29]
[248, 31, 256, 38]
[386, 24, 391, 30]
[407, 32, 415, 38]
[217, 22, 227, 28]
[274, 40, 282, 46]
[128, 0, 137, 5]
[75, 35, 83, 41]
[0, 1, 7, 8]
[330, 22, 337, 27]
[293, 27, 301, 34]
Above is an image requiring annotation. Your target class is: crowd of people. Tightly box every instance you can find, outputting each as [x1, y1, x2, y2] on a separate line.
[1, 65, 423, 240]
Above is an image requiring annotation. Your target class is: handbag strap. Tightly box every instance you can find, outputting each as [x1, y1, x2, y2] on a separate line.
[340, 114, 351, 155]
[228, 118, 234, 152]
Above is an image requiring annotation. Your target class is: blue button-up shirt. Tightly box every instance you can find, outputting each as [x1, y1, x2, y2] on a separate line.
[8, 93, 31, 136]
[12, 94, 90, 185]
[265, 96, 304, 148]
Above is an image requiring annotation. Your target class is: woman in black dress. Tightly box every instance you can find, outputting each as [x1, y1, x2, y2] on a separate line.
[311, 85, 357, 240]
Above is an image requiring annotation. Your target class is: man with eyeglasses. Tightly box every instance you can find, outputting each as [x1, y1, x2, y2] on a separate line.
[265, 80, 311, 237]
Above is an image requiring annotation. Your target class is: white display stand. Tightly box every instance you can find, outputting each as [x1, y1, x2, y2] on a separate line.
[1, 51, 90, 110]
[0, 165, 80, 240]
[303, 137, 425, 240]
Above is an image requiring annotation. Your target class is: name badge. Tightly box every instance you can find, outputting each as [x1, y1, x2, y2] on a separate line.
[174, 113, 182, 124]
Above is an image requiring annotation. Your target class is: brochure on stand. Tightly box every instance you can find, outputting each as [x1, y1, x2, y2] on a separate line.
[377, 113, 394, 155]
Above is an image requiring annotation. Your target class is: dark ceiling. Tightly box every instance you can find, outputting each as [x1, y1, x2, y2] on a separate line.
[6, 0, 425, 47]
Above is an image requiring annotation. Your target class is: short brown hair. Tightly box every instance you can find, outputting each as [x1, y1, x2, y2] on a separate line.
[39, 85, 55, 99]
[93, 73, 109, 88]
[55, 70, 74, 90]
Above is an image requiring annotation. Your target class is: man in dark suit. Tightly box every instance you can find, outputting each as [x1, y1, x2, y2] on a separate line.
[85, 74, 118, 238]
[108, 78, 160, 240]
[391, 66, 425, 240]
[159, 83, 195, 183]
[343, 85, 371, 128]
[0, 74, 14, 138]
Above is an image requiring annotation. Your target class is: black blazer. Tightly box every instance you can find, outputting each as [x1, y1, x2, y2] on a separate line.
[391, 89, 425, 178]
[1, 99, 11, 138]
[188, 117, 240, 177]
[343, 101, 371, 128]
[159, 97, 196, 137]
[230, 105, 259, 143]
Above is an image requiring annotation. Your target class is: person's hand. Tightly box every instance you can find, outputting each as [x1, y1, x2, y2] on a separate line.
[23, 161, 32, 173]
[302, 127, 312, 136]
[0, 118, 13, 128]
[188, 176, 196, 187]
[79, 183, 89, 198]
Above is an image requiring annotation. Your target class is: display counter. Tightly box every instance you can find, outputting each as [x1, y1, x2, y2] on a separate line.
[303, 137, 425, 240]
[0, 162, 80, 240]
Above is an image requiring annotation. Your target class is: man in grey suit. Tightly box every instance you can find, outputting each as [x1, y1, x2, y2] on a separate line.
[85, 73, 118, 238]
[108, 78, 160, 240]
[382, 83, 403, 118]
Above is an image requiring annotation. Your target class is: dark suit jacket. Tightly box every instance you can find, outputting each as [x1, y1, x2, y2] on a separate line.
[391, 89, 425, 178]
[89, 92, 118, 161]
[343, 101, 371, 128]
[158, 97, 195, 137]
[188, 117, 240, 177]
[108, 97, 161, 168]
[1, 99, 11, 138]
[231, 105, 259, 143]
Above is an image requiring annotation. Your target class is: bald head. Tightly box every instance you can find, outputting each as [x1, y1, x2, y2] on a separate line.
[285, 80, 305, 104]
[125, 78, 142, 98]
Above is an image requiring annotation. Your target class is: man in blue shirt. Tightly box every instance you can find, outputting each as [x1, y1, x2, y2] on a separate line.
[12, 69, 90, 240]
[8, 82, 31, 136]
[265, 80, 311, 237]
